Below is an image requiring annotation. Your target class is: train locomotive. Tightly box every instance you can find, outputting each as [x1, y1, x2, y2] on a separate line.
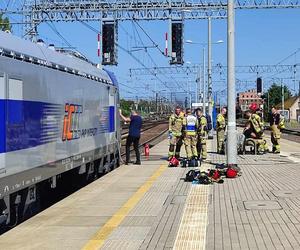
[0, 31, 120, 228]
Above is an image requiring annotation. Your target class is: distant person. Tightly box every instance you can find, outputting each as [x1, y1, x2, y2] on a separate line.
[183, 108, 198, 161]
[216, 108, 227, 154]
[168, 107, 184, 160]
[270, 107, 285, 154]
[248, 103, 268, 154]
[195, 108, 208, 160]
[119, 109, 142, 165]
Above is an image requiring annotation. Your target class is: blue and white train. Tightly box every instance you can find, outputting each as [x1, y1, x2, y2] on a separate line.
[0, 31, 120, 227]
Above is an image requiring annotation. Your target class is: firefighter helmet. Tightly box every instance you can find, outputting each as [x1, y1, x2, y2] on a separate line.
[249, 103, 259, 112]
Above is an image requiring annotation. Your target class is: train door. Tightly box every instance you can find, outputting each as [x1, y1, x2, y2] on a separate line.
[115, 88, 120, 142]
[0, 73, 5, 173]
[108, 86, 116, 141]
[6, 77, 24, 153]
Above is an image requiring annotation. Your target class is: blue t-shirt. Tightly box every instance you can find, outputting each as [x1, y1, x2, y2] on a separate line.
[129, 115, 142, 137]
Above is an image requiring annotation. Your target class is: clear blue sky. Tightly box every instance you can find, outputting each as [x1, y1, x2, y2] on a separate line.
[5, 6, 300, 103]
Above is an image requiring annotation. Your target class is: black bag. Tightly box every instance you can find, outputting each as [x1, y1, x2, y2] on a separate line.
[181, 159, 187, 168]
[198, 174, 212, 185]
[185, 169, 200, 182]
[188, 159, 197, 167]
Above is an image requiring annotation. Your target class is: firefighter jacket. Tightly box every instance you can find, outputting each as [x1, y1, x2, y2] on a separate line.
[197, 116, 207, 136]
[183, 114, 198, 136]
[169, 113, 184, 137]
[216, 114, 226, 131]
[249, 113, 264, 135]
[270, 112, 285, 130]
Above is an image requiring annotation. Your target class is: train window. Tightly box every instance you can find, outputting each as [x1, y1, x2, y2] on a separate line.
[0, 74, 4, 99]
[8, 78, 23, 100]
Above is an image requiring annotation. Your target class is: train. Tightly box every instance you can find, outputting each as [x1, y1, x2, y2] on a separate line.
[0, 31, 120, 228]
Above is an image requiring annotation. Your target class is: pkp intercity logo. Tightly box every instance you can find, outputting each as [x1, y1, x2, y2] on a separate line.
[62, 103, 82, 141]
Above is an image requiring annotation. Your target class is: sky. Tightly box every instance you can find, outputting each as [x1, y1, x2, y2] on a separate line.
[2, 2, 300, 104]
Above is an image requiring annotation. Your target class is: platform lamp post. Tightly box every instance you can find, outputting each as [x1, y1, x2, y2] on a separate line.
[227, 0, 237, 166]
[281, 80, 285, 113]
[186, 39, 223, 115]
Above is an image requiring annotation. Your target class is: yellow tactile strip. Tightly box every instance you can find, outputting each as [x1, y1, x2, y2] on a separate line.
[173, 184, 210, 250]
[82, 164, 167, 250]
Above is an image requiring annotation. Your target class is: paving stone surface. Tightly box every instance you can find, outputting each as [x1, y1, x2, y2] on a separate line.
[205, 135, 300, 250]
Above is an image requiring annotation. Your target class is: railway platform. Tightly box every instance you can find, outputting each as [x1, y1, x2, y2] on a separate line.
[1, 134, 300, 250]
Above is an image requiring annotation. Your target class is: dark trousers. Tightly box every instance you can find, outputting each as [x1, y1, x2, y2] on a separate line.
[126, 135, 141, 163]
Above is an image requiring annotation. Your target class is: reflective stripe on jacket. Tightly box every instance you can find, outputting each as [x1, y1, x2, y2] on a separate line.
[169, 114, 183, 136]
[184, 115, 198, 136]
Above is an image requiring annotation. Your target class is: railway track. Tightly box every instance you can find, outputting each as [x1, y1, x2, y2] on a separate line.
[120, 120, 169, 157]
[121, 119, 168, 139]
[281, 128, 300, 136]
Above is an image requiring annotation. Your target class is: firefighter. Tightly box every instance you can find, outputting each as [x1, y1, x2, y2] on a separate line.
[248, 103, 268, 154]
[168, 107, 184, 160]
[270, 107, 285, 153]
[216, 108, 227, 154]
[195, 108, 207, 160]
[183, 108, 198, 160]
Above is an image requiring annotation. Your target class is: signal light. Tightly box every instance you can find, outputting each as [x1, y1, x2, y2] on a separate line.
[170, 22, 184, 65]
[256, 77, 262, 94]
[102, 22, 118, 65]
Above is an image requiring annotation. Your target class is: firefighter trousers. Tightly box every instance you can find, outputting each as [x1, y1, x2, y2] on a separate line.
[217, 129, 225, 153]
[168, 136, 183, 158]
[197, 135, 207, 159]
[271, 126, 281, 153]
[184, 135, 198, 159]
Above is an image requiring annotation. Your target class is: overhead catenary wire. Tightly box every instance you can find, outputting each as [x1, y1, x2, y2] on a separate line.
[133, 20, 165, 56]
[131, 22, 187, 92]
[263, 48, 300, 80]
[77, 19, 171, 91]
[43, 15, 89, 60]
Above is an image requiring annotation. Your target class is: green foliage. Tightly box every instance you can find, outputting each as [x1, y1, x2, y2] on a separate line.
[120, 99, 134, 116]
[267, 83, 292, 108]
[120, 98, 171, 117]
[0, 14, 10, 32]
[263, 83, 292, 121]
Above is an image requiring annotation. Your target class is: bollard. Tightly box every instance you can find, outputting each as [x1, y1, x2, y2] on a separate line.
[144, 144, 150, 160]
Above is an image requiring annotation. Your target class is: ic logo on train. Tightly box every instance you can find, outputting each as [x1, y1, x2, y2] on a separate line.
[62, 104, 82, 141]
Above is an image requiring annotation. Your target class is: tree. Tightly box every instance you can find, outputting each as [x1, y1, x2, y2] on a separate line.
[263, 83, 292, 120]
[0, 14, 10, 31]
[266, 83, 292, 108]
[120, 99, 134, 116]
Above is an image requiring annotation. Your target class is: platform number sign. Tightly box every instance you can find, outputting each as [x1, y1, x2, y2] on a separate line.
[62, 104, 82, 141]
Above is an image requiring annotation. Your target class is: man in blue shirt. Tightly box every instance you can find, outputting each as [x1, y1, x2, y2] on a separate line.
[120, 109, 143, 165]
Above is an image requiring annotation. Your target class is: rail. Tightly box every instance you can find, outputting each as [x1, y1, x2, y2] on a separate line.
[120, 121, 168, 157]
[121, 119, 168, 139]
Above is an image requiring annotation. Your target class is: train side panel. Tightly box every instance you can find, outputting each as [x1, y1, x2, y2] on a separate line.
[0, 55, 119, 199]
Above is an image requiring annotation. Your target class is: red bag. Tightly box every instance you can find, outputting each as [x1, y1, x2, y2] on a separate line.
[226, 167, 238, 178]
[169, 157, 179, 167]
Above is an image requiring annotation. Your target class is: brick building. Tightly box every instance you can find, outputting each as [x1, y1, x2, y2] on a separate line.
[237, 89, 263, 111]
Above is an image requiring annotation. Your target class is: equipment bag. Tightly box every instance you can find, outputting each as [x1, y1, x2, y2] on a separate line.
[185, 169, 200, 182]
[188, 159, 197, 167]
[181, 159, 187, 168]
[168, 156, 179, 167]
